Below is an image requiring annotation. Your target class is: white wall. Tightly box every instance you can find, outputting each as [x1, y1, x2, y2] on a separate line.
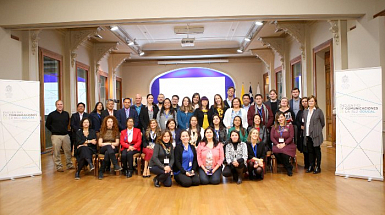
[0, 28, 22, 80]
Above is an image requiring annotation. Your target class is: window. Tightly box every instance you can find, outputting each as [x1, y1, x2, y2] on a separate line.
[291, 56, 302, 97]
[76, 62, 89, 112]
[116, 77, 122, 109]
[98, 71, 108, 104]
[275, 66, 283, 100]
[39, 48, 62, 151]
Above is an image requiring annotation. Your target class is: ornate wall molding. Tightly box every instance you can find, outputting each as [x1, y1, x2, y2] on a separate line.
[275, 22, 306, 59]
[94, 42, 119, 64]
[30, 30, 41, 55]
[250, 49, 274, 70]
[258, 37, 285, 63]
[110, 53, 130, 72]
[328, 20, 339, 45]
[69, 28, 100, 67]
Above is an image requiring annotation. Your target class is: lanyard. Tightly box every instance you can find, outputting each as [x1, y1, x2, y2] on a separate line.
[215, 130, 220, 140]
[279, 126, 284, 137]
[126, 129, 133, 141]
[150, 131, 156, 142]
[97, 113, 101, 119]
[253, 144, 258, 157]
[165, 111, 170, 120]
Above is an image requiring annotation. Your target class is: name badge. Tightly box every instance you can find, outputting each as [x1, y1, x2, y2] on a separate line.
[189, 161, 192, 167]
[279, 138, 284, 143]
[164, 158, 169, 164]
[302, 118, 304, 123]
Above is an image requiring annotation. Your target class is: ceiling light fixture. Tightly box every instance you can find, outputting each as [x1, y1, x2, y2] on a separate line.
[255, 21, 263, 26]
[139, 51, 145, 56]
[128, 41, 134, 46]
[244, 37, 251, 42]
[94, 34, 103, 39]
[110, 26, 119, 31]
[237, 48, 243, 53]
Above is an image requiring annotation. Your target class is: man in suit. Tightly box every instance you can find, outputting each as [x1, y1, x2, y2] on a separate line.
[264, 89, 280, 118]
[289, 88, 301, 118]
[116, 98, 139, 131]
[70, 102, 89, 153]
[101, 99, 118, 122]
[224, 86, 235, 109]
[133, 94, 144, 129]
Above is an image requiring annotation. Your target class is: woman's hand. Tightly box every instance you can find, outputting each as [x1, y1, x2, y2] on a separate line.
[232, 160, 239, 167]
[164, 166, 171, 173]
[111, 145, 115, 149]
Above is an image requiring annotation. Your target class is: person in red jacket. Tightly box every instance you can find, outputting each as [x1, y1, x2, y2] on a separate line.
[247, 94, 274, 129]
[120, 117, 142, 178]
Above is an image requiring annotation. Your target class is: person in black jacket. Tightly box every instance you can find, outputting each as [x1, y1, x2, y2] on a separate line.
[116, 98, 139, 131]
[149, 130, 174, 187]
[71, 102, 89, 153]
[295, 97, 309, 169]
[101, 99, 118, 121]
[209, 94, 228, 124]
[194, 96, 212, 130]
[140, 94, 159, 132]
[90, 102, 104, 133]
[74, 118, 97, 180]
[246, 128, 266, 180]
[211, 114, 227, 144]
[173, 130, 200, 187]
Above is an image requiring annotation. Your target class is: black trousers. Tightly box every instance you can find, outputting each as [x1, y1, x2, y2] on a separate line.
[121, 149, 139, 171]
[150, 166, 172, 187]
[307, 137, 321, 168]
[274, 153, 292, 172]
[222, 163, 245, 180]
[247, 161, 264, 179]
[198, 167, 222, 185]
[174, 173, 200, 187]
[99, 145, 119, 171]
[76, 146, 94, 172]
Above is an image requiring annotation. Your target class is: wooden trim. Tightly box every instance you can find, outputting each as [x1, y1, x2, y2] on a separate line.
[274, 66, 282, 73]
[312, 39, 333, 97]
[263, 73, 268, 102]
[349, 26, 356, 31]
[11, 35, 19, 41]
[373, 9, 385, 18]
[290, 55, 302, 92]
[116, 77, 123, 109]
[98, 70, 109, 103]
[75, 61, 90, 113]
[274, 66, 282, 95]
[38, 47, 63, 152]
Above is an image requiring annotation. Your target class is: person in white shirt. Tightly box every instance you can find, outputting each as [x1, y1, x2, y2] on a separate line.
[223, 97, 248, 129]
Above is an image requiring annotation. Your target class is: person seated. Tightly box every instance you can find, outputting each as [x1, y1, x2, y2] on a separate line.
[142, 119, 161, 178]
[166, 119, 182, 147]
[173, 130, 200, 187]
[120, 117, 142, 178]
[227, 116, 248, 143]
[196, 127, 224, 185]
[187, 116, 204, 148]
[211, 114, 227, 144]
[74, 118, 97, 180]
[149, 130, 174, 187]
[223, 130, 248, 184]
[246, 128, 266, 180]
[98, 116, 122, 180]
[270, 112, 296, 176]
[247, 114, 269, 151]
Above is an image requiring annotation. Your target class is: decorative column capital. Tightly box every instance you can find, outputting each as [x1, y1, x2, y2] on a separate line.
[110, 53, 131, 73]
[275, 21, 306, 59]
[258, 37, 285, 63]
[328, 20, 339, 45]
[250, 49, 274, 70]
[31, 30, 41, 55]
[94, 42, 119, 64]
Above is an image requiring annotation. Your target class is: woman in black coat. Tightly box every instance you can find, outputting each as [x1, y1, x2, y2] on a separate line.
[140, 94, 159, 132]
[75, 118, 97, 180]
[295, 97, 309, 169]
[173, 130, 200, 187]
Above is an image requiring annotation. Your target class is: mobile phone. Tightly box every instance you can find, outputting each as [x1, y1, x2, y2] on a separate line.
[206, 169, 213, 175]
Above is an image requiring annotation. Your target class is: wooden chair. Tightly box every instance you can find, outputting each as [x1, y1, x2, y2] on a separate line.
[74, 154, 98, 176]
[132, 153, 142, 176]
[271, 154, 298, 173]
[97, 145, 121, 176]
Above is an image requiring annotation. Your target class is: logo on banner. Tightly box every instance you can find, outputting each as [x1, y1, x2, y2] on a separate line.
[5, 85, 13, 98]
[341, 75, 350, 89]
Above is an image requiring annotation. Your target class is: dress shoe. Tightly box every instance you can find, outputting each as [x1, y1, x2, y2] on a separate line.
[237, 178, 242, 185]
[126, 171, 133, 178]
[75, 172, 80, 180]
[287, 171, 293, 176]
[313, 167, 321, 174]
[306, 166, 314, 173]
[89, 163, 95, 171]
[153, 177, 160, 188]
[98, 172, 103, 180]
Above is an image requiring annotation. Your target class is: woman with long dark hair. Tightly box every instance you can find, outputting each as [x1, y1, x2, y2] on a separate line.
[177, 96, 194, 130]
[192, 92, 201, 110]
[211, 114, 227, 144]
[223, 97, 248, 129]
[295, 97, 309, 169]
[157, 98, 177, 130]
[187, 116, 203, 148]
[140, 94, 159, 131]
[194, 96, 212, 130]
[227, 116, 248, 142]
[90, 102, 104, 133]
[142, 119, 161, 177]
[209, 94, 228, 123]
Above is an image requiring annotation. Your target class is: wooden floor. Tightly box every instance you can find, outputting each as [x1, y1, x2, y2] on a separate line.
[1, 146, 384, 215]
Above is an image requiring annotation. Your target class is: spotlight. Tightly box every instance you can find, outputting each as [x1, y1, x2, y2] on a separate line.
[244, 37, 251, 42]
[110, 26, 118, 31]
[139, 51, 145, 56]
[237, 49, 243, 53]
[255, 21, 263, 26]
[128, 41, 134, 46]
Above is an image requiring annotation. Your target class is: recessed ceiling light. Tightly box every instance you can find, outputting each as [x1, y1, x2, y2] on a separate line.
[237, 49, 243, 53]
[110, 26, 118, 31]
[255, 21, 263, 26]
[244, 37, 251, 42]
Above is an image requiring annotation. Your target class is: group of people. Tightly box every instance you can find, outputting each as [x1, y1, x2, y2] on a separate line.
[45, 86, 325, 187]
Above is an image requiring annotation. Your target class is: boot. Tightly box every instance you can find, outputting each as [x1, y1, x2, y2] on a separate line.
[99, 160, 106, 180]
[110, 154, 122, 171]
[86, 159, 94, 171]
[75, 171, 80, 180]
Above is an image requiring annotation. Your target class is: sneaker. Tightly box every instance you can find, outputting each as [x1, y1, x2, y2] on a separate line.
[75, 172, 80, 180]
[67, 165, 75, 170]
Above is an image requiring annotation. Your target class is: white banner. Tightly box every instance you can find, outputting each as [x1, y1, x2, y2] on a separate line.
[0, 79, 41, 180]
[335, 67, 383, 181]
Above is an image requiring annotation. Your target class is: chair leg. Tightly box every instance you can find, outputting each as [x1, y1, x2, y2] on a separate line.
[137, 157, 142, 176]
[272, 156, 277, 173]
[295, 156, 298, 173]
[94, 157, 98, 176]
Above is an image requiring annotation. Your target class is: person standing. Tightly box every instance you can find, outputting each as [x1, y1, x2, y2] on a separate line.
[303, 96, 325, 174]
[208, 94, 228, 125]
[140, 94, 159, 132]
[191, 93, 201, 110]
[134, 94, 145, 129]
[242, 94, 251, 113]
[278, 97, 296, 125]
[70, 102, 89, 153]
[101, 99, 118, 122]
[157, 93, 165, 109]
[45, 100, 74, 172]
[224, 86, 235, 109]
[295, 97, 309, 169]
[177, 97, 194, 130]
[194, 96, 212, 130]
[172, 95, 180, 110]
[223, 97, 248, 129]
[264, 89, 280, 117]
[116, 98, 139, 131]
[247, 94, 274, 129]
[211, 114, 227, 144]
[90, 102, 104, 134]
[157, 98, 177, 130]
[289, 88, 301, 118]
